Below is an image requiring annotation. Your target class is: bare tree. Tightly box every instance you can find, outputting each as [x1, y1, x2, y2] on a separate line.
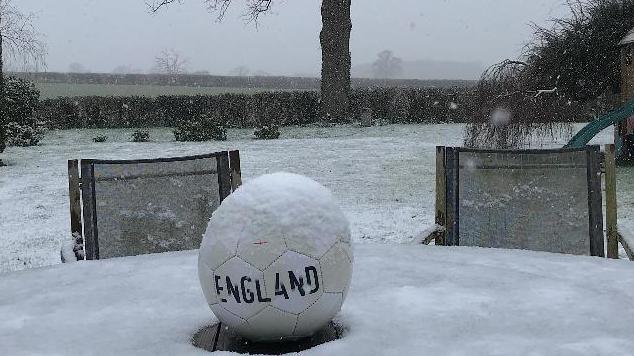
[147, 0, 352, 121]
[68, 62, 88, 73]
[229, 65, 250, 77]
[112, 65, 143, 74]
[372, 50, 403, 79]
[0, 0, 47, 165]
[153, 49, 188, 76]
[0, 0, 46, 69]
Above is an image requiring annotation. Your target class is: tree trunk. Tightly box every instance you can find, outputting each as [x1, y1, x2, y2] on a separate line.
[320, 0, 351, 122]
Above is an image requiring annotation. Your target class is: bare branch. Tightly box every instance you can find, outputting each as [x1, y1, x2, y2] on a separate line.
[146, 0, 181, 13]
[153, 49, 188, 76]
[148, 0, 273, 23]
[0, 0, 47, 70]
[534, 87, 558, 98]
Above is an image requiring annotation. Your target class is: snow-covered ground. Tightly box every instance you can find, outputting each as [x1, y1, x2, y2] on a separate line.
[0, 123, 625, 273]
[2, 244, 634, 355]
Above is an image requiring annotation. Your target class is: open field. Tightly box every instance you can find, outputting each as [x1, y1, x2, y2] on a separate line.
[0, 123, 628, 273]
[36, 83, 295, 99]
[12, 72, 476, 98]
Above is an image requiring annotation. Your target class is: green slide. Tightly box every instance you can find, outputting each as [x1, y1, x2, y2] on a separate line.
[564, 98, 634, 148]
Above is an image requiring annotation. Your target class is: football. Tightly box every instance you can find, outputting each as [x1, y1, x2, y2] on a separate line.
[198, 172, 353, 342]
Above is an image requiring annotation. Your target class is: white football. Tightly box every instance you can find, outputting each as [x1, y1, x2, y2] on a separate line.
[198, 172, 353, 342]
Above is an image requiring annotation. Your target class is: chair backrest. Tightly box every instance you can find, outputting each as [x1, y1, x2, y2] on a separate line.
[435, 146, 605, 256]
[68, 150, 241, 260]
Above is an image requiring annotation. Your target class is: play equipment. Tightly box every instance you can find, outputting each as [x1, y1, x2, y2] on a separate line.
[564, 98, 634, 151]
[198, 173, 353, 342]
[566, 29, 634, 155]
[67, 151, 242, 260]
[434, 145, 621, 258]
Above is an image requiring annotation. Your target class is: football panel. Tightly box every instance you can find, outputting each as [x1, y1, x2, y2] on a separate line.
[237, 237, 287, 271]
[263, 251, 323, 315]
[210, 303, 246, 328]
[284, 232, 338, 259]
[294, 292, 343, 337]
[198, 257, 218, 305]
[319, 243, 353, 293]
[199, 237, 238, 270]
[214, 256, 267, 319]
[340, 240, 354, 263]
[241, 306, 298, 342]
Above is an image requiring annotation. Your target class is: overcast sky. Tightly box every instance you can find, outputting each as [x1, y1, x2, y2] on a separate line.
[15, 0, 570, 77]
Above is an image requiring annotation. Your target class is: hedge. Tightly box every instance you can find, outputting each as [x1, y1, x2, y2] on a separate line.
[37, 88, 479, 129]
[36, 87, 591, 130]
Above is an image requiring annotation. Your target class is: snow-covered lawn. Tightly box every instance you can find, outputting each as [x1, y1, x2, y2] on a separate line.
[0, 123, 627, 273]
[2, 244, 634, 355]
[4, 123, 634, 355]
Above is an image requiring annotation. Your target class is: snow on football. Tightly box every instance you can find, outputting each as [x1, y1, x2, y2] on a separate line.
[198, 172, 353, 341]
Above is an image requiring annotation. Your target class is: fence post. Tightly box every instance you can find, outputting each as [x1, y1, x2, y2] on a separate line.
[229, 150, 242, 192]
[605, 144, 618, 259]
[68, 160, 82, 243]
[435, 146, 447, 245]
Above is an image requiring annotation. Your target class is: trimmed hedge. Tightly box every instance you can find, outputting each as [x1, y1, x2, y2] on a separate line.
[35, 86, 592, 130]
[37, 88, 478, 129]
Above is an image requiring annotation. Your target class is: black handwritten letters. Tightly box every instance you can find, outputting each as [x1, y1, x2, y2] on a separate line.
[214, 266, 320, 304]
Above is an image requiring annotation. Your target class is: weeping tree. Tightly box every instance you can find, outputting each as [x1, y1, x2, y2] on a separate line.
[466, 0, 634, 148]
[0, 0, 46, 165]
[148, 0, 352, 122]
[524, 0, 634, 102]
[465, 60, 584, 148]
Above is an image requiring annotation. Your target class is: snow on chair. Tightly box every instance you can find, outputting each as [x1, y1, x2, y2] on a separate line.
[64, 151, 242, 261]
[433, 145, 621, 258]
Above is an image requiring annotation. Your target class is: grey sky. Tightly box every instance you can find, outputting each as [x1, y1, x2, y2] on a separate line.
[15, 0, 570, 77]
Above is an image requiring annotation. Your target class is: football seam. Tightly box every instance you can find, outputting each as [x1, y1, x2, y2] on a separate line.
[318, 245, 350, 294]
[259, 239, 289, 271]
[219, 303, 248, 324]
[293, 292, 344, 336]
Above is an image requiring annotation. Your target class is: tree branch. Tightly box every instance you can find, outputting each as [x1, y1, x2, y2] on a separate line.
[146, 0, 181, 13]
[0, 0, 47, 70]
[147, 0, 273, 23]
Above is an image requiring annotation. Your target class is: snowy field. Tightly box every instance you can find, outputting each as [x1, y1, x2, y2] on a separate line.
[3, 244, 634, 355]
[0, 123, 626, 273]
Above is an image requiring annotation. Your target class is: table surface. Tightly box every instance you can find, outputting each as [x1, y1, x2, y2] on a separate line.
[2, 244, 634, 356]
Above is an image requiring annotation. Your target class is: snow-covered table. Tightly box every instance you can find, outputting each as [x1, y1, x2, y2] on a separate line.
[2, 244, 634, 355]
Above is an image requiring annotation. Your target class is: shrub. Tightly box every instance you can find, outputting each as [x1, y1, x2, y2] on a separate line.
[131, 129, 150, 142]
[5, 122, 44, 147]
[92, 135, 108, 143]
[3, 77, 42, 148]
[254, 125, 281, 140]
[5, 77, 39, 125]
[174, 112, 227, 142]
